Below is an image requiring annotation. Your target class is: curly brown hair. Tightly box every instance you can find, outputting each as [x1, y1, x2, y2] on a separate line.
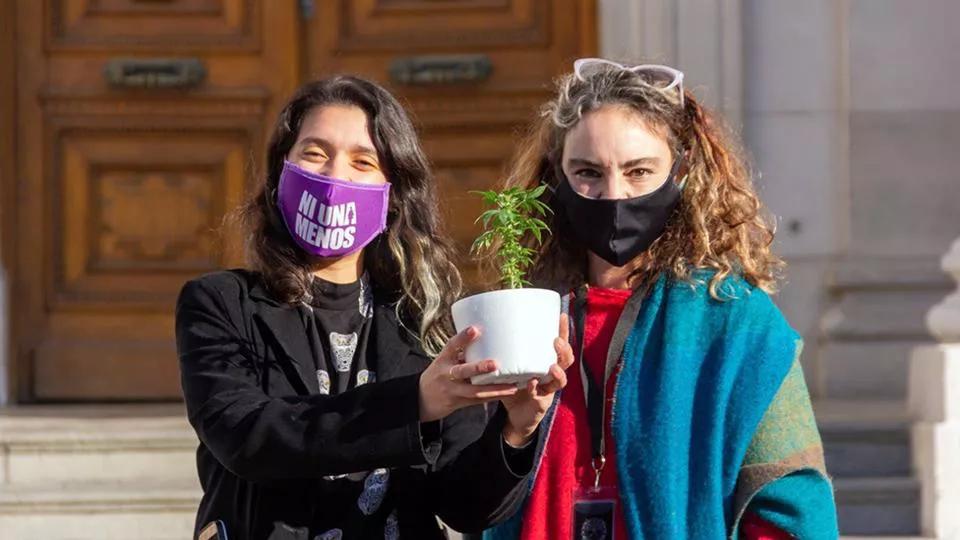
[493, 66, 784, 298]
[235, 76, 462, 355]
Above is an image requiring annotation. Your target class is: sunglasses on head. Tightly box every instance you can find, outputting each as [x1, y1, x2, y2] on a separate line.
[572, 58, 685, 108]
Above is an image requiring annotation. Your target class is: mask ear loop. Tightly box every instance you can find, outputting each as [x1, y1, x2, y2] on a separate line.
[542, 162, 565, 195]
[668, 148, 687, 190]
[269, 187, 286, 228]
[269, 187, 283, 217]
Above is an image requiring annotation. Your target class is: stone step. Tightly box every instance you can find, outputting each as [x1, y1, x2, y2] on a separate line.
[818, 341, 920, 400]
[0, 406, 926, 538]
[0, 404, 197, 485]
[835, 477, 921, 536]
[817, 259, 950, 402]
[0, 478, 199, 539]
[816, 400, 913, 478]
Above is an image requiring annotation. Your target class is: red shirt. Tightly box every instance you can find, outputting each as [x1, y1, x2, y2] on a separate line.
[519, 286, 790, 540]
[519, 286, 631, 540]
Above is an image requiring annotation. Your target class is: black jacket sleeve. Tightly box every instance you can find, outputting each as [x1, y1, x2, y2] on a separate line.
[176, 277, 437, 483]
[426, 402, 540, 533]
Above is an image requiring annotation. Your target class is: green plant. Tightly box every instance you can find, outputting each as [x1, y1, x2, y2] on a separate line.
[471, 185, 551, 289]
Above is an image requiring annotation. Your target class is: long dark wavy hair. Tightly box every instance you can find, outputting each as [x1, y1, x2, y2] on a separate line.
[237, 76, 462, 355]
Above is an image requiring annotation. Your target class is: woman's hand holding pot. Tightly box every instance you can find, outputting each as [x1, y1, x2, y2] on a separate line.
[419, 326, 520, 422]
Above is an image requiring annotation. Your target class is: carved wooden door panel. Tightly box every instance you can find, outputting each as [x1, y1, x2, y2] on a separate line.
[13, 0, 299, 400]
[304, 0, 597, 285]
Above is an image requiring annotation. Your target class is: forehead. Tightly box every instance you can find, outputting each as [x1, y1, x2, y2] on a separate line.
[562, 105, 670, 159]
[296, 104, 373, 145]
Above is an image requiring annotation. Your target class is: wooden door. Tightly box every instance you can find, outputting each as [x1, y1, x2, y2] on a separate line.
[304, 0, 597, 286]
[10, 0, 596, 402]
[13, 0, 300, 400]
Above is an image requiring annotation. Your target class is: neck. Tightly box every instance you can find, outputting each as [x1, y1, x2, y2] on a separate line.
[311, 251, 364, 284]
[587, 252, 643, 289]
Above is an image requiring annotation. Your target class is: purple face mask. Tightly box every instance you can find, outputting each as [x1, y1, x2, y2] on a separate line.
[276, 160, 391, 258]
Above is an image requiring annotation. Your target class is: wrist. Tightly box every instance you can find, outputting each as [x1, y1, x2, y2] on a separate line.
[418, 373, 438, 422]
[502, 420, 536, 448]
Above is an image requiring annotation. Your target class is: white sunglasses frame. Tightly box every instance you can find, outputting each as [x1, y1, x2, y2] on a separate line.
[572, 58, 685, 107]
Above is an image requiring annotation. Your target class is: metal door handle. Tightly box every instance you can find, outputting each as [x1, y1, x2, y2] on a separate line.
[104, 58, 206, 89]
[390, 54, 493, 85]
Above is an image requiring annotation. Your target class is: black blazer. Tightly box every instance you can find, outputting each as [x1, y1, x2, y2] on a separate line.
[176, 270, 532, 540]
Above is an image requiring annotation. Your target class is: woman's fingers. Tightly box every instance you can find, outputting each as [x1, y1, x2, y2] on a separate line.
[466, 385, 521, 400]
[538, 364, 568, 395]
[554, 336, 575, 371]
[558, 312, 570, 343]
[448, 358, 498, 381]
[438, 326, 480, 365]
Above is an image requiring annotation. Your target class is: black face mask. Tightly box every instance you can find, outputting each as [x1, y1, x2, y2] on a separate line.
[553, 156, 683, 267]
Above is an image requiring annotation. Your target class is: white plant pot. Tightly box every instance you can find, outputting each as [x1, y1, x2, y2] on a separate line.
[451, 288, 561, 385]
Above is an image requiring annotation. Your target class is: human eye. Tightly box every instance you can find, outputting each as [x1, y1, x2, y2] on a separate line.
[628, 167, 654, 178]
[303, 146, 326, 160]
[574, 168, 602, 179]
[353, 157, 379, 171]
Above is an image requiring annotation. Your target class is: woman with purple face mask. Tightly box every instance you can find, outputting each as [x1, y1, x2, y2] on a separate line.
[175, 76, 573, 540]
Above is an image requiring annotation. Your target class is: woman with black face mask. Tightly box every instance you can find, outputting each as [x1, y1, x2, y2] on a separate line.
[480, 60, 839, 540]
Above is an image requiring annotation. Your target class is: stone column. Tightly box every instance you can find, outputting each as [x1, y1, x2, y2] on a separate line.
[909, 237, 960, 538]
[598, 0, 743, 121]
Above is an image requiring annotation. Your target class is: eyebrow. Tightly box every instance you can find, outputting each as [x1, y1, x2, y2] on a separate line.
[298, 137, 378, 157]
[567, 156, 663, 169]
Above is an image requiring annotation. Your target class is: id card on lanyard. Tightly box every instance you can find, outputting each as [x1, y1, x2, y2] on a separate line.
[570, 284, 645, 540]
